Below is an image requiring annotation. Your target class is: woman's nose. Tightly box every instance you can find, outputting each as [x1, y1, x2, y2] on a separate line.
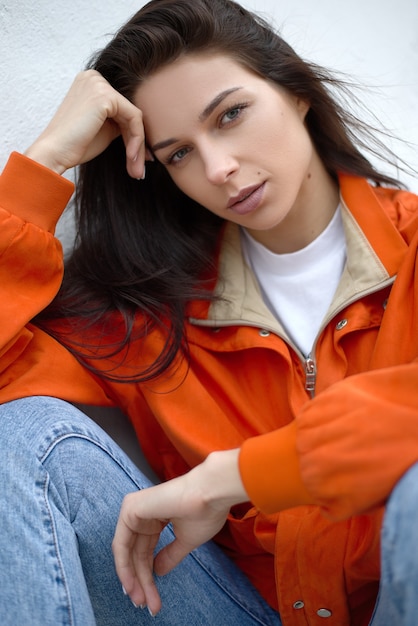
[202, 146, 239, 185]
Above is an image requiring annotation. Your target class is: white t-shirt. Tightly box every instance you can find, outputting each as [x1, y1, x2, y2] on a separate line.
[241, 205, 346, 356]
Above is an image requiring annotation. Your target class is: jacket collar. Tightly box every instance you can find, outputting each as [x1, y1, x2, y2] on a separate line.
[189, 174, 408, 328]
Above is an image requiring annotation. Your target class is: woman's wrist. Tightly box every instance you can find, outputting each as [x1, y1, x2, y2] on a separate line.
[197, 448, 249, 511]
[24, 140, 68, 175]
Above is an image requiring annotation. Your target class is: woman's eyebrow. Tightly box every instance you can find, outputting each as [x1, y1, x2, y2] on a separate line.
[198, 86, 243, 122]
[151, 137, 180, 153]
[151, 86, 243, 153]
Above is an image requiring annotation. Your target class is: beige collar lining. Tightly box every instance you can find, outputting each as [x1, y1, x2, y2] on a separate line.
[191, 197, 396, 334]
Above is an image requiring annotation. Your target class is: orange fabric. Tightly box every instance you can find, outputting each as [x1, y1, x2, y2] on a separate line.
[239, 421, 313, 512]
[0, 152, 74, 231]
[1, 151, 418, 625]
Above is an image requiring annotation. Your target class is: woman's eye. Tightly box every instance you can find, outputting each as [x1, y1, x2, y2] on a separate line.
[168, 147, 190, 164]
[224, 108, 240, 122]
[220, 103, 248, 126]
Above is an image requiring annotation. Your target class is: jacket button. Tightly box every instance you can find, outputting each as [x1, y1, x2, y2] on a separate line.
[317, 608, 332, 618]
[335, 319, 348, 331]
[293, 601, 305, 609]
[259, 329, 271, 337]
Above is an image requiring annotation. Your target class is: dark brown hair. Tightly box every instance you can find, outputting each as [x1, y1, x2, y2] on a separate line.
[40, 0, 404, 382]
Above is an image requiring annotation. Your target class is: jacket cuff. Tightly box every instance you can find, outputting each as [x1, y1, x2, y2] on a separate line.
[0, 152, 74, 232]
[239, 421, 313, 513]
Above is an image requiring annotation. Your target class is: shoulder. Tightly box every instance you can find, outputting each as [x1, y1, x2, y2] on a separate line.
[374, 185, 418, 242]
[338, 172, 418, 243]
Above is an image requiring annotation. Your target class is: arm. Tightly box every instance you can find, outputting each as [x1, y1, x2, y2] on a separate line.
[113, 361, 418, 616]
[241, 363, 418, 521]
[0, 153, 71, 362]
[296, 363, 418, 520]
[0, 70, 147, 367]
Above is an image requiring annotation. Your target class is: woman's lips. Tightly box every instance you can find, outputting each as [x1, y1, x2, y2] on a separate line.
[227, 182, 265, 215]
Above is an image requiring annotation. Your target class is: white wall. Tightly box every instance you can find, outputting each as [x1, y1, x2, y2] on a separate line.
[1, 0, 417, 200]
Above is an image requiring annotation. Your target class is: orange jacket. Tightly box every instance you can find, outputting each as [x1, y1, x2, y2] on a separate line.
[1, 152, 418, 626]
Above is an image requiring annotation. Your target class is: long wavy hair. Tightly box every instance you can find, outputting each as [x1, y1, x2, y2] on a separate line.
[39, 0, 403, 382]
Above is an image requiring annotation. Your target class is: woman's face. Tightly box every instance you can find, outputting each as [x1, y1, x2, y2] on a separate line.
[134, 53, 338, 253]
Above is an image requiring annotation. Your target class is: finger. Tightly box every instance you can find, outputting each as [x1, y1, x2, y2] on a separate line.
[112, 517, 142, 597]
[153, 536, 195, 577]
[125, 140, 147, 179]
[131, 530, 158, 587]
[113, 497, 166, 612]
[110, 98, 147, 179]
[134, 560, 161, 617]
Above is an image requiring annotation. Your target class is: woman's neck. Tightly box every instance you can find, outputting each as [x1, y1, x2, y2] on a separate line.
[246, 157, 340, 254]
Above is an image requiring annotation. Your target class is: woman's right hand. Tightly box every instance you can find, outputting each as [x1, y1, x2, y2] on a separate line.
[112, 449, 249, 615]
[25, 70, 147, 179]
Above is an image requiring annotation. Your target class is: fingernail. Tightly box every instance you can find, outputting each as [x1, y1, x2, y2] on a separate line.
[130, 598, 141, 608]
[122, 585, 127, 596]
[148, 607, 155, 617]
[141, 165, 146, 180]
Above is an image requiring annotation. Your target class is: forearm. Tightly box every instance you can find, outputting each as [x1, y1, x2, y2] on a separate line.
[0, 152, 72, 360]
[297, 365, 418, 520]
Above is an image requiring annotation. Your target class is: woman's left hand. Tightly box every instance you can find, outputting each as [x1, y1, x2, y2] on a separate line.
[112, 449, 248, 616]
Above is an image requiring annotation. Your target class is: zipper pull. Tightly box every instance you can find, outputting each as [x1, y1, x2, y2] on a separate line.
[305, 356, 316, 397]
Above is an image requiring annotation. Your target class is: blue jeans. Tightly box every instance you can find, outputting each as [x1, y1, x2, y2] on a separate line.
[0, 397, 281, 626]
[369, 461, 418, 626]
[1, 397, 417, 626]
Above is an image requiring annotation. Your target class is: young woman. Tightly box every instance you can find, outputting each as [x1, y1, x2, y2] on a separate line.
[0, 1, 417, 624]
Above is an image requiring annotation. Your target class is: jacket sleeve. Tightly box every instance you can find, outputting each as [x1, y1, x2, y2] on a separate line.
[295, 364, 418, 520]
[239, 421, 314, 512]
[0, 152, 126, 407]
[0, 152, 74, 365]
[239, 363, 418, 521]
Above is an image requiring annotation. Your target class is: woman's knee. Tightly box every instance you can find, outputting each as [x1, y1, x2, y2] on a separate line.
[0, 396, 154, 492]
[0, 396, 89, 448]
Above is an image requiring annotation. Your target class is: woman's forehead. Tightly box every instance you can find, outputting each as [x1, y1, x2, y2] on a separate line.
[134, 53, 260, 117]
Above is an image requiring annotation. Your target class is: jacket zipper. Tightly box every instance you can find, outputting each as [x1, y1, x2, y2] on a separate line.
[300, 277, 394, 399]
[304, 355, 316, 398]
[190, 275, 394, 400]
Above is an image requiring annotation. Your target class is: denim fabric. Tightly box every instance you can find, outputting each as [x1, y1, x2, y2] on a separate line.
[0, 396, 281, 626]
[369, 462, 418, 626]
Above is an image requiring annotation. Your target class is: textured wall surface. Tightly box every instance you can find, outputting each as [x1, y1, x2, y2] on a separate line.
[1, 0, 417, 199]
